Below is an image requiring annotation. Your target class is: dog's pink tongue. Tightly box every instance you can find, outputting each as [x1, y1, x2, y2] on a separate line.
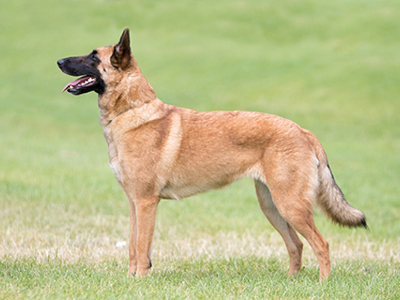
[62, 77, 87, 92]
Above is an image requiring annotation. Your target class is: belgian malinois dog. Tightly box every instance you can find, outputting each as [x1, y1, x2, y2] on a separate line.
[57, 29, 366, 281]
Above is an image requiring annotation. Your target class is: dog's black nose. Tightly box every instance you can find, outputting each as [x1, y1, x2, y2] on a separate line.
[57, 59, 65, 68]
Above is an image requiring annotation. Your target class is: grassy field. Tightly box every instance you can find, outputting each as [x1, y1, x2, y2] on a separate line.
[1, 0, 400, 298]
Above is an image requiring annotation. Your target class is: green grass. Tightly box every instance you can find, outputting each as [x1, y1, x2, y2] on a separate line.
[1, 258, 399, 299]
[1, 0, 400, 298]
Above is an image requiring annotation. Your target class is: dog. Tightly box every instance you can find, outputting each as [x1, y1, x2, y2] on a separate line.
[57, 28, 366, 281]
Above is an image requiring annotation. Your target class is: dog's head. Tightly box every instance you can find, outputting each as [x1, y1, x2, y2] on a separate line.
[57, 29, 132, 96]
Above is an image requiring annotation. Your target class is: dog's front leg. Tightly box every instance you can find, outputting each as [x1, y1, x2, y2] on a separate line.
[134, 196, 160, 277]
[127, 198, 138, 276]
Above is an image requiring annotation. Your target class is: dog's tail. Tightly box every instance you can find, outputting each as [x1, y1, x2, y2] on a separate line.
[308, 132, 367, 228]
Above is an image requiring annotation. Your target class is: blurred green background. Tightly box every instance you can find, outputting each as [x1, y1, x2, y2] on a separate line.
[0, 0, 400, 297]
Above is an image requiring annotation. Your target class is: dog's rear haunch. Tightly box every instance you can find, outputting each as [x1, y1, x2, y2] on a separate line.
[58, 29, 367, 281]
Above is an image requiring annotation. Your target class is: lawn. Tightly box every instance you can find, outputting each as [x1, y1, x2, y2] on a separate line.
[1, 0, 399, 299]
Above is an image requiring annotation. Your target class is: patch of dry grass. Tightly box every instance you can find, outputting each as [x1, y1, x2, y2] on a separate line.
[2, 198, 398, 267]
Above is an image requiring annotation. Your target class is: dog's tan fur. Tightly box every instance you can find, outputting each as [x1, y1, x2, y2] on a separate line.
[59, 29, 366, 281]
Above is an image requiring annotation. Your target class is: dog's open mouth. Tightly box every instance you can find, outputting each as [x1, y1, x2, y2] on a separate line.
[58, 56, 106, 95]
[62, 75, 98, 93]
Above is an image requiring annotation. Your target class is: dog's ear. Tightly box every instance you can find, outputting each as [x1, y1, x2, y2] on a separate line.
[111, 28, 131, 70]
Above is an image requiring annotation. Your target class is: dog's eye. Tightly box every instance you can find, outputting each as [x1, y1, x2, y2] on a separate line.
[89, 50, 101, 63]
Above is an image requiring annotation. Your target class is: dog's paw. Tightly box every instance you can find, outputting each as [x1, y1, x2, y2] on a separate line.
[135, 268, 149, 277]
[127, 269, 136, 278]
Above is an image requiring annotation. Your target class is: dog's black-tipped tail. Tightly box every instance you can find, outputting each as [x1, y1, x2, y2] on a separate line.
[317, 162, 367, 229]
[308, 133, 367, 229]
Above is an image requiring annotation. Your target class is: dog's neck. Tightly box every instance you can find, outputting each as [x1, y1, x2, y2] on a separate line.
[98, 61, 157, 126]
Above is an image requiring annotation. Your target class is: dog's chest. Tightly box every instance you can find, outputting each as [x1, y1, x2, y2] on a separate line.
[103, 126, 123, 183]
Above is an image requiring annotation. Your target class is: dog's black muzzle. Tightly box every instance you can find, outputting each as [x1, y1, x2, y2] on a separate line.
[57, 56, 105, 95]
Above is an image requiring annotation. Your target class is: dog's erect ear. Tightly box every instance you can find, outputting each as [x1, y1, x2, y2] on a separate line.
[111, 28, 131, 70]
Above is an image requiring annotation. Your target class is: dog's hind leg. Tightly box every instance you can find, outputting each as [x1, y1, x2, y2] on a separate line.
[263, 177, 331, 281]
[254, 180, 303, 276]
[278, 202, 330, 281]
